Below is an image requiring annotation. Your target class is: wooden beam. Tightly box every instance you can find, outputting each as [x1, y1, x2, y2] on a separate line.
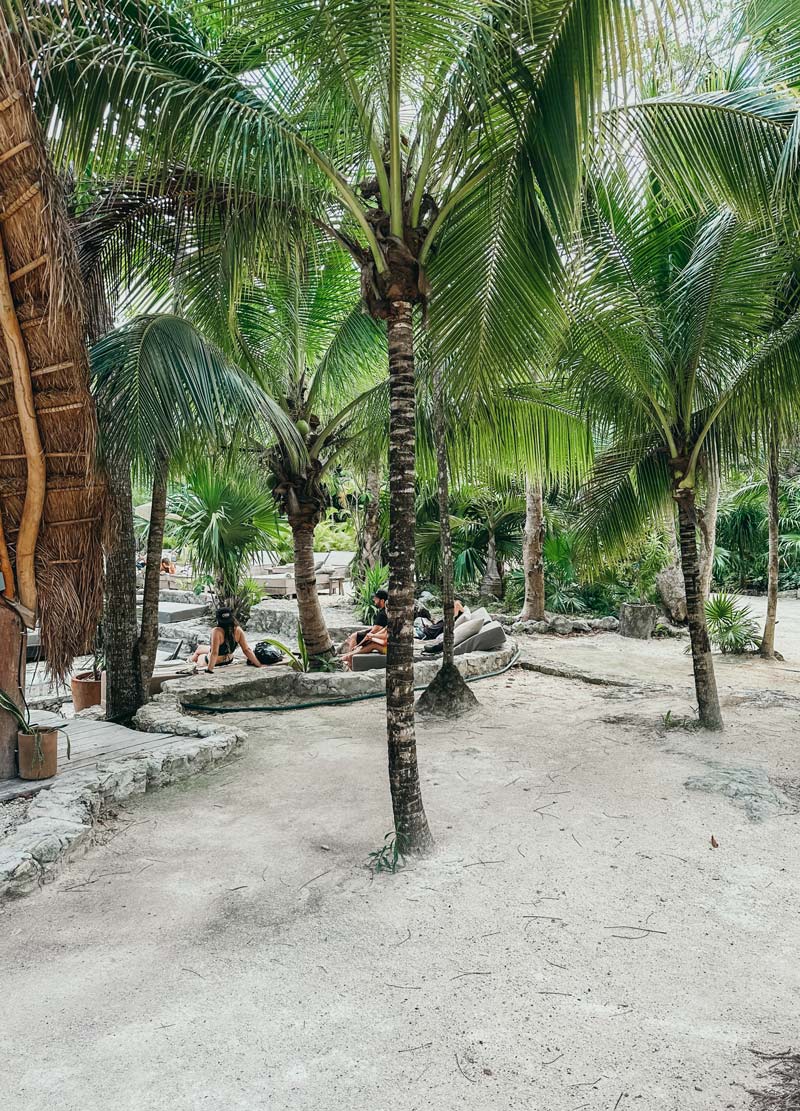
[0, 235, 45, 614]
[8, 254, 46, 283]
[0, 399, 83, 423]
[0, 140, 32, 166]
[0, 451, 88, 460]
[0, 90, 22, 112]
[0, 361, 74, 386]
[0, 182, 41, 222]
[0, 506, 15, 599]
[0, 602, 25, 780]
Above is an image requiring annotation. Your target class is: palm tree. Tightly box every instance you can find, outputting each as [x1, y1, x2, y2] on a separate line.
[761, 427, 781, 657]
[616, 8, 800, 658]
[76, 175, 385, 665]
[564, 168, 800, 729]
[209, 243, 388, 659]
[714, 458, 800, 656]
[26, 0, 648, 850]
[91, 313, 294, 719]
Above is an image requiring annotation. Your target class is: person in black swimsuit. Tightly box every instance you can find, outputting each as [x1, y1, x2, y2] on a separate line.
[190, 607, 264, 672]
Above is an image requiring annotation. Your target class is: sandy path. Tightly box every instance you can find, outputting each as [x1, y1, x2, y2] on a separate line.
[518, 595, 800, 706]
[1, 665, 797, 1111]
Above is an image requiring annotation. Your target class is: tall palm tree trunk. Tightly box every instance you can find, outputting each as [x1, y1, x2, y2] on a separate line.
[385, 301, 432, 853]
[676, 491, 723, 730]
[104, 454, 145, 722]
[760, 432, 780, 660]
[416, 364, 477, 719]
[434, 369, 456, 667]
[361, 465, 383, 569]
[520, 478, 545, 620]
[287, 503, 333, 659]
[698, 465, 720, 602]
[138, 452, 169, 687]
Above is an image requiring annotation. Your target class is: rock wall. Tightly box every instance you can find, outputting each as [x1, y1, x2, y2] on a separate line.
[138, 642, 519, 719]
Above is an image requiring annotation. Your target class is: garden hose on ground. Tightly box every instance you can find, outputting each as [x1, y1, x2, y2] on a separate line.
[182, 647, 521, 715]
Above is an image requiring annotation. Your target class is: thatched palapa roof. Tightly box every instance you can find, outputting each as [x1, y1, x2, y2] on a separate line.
[0, 22, 104, 678]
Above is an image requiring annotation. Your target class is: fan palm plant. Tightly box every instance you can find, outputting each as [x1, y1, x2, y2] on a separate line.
[22, 0, 650, 850]
[564, 168, 800, 729]
[218, 243, 387, 659]
[169, 461, 282, 614]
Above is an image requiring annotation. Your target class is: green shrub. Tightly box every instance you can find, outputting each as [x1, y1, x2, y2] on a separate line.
[704, 593, 761, 654]
[354, 563, 390, 623]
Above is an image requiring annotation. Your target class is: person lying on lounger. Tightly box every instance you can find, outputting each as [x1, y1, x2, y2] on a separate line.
[418, 599, 469, 640]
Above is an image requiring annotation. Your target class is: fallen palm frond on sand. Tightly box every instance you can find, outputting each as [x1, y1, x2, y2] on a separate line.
[750, 1050, 800, 1110]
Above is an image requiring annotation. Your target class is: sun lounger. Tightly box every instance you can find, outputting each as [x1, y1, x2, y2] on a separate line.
[254, 573, 297, 598]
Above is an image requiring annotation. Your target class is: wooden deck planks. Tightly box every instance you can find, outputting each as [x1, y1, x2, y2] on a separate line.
[0, 715, 179, 802]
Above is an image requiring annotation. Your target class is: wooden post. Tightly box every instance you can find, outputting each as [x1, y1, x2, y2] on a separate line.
[0, 233, 45, 617]
[0, 601, 25, 779]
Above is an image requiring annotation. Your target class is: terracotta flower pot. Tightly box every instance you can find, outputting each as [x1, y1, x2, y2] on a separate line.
[17, 729, 58, 780]
[70, 671, 102, 711]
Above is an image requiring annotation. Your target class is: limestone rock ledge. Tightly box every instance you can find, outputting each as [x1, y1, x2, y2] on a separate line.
[0, 721, 243, 902]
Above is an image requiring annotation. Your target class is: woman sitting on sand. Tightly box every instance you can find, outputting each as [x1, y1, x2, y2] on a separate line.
[190, 607, 264, 673]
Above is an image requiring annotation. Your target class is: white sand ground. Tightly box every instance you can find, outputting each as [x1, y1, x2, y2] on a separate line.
[1, 602, 799, 1111]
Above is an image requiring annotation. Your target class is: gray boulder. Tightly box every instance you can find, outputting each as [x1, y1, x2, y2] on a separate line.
[549, 615, 574, 635]
[656, 565, 687, 624]
[590, 616, 619, 632]
[571, 618, 592, 633]
[157, 621, 212, 651]
[74, 704, 105, 720]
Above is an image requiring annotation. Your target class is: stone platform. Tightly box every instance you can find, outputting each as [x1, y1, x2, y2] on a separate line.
[136, 642, 518, 726]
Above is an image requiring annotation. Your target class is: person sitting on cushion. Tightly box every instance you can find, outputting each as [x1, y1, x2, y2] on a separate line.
[342, 623, 389, 669]
[341, 589, 389, 667]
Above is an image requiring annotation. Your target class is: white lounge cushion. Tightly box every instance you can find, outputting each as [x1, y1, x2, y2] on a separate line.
[453, 616, 486, 646]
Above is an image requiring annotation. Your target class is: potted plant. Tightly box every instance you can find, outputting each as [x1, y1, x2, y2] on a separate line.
[70, 627, 104, 711]
[0, 689, 69, 781]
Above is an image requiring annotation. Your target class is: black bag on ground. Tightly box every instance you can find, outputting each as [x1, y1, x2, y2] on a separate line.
[253, 643, 283, 665]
